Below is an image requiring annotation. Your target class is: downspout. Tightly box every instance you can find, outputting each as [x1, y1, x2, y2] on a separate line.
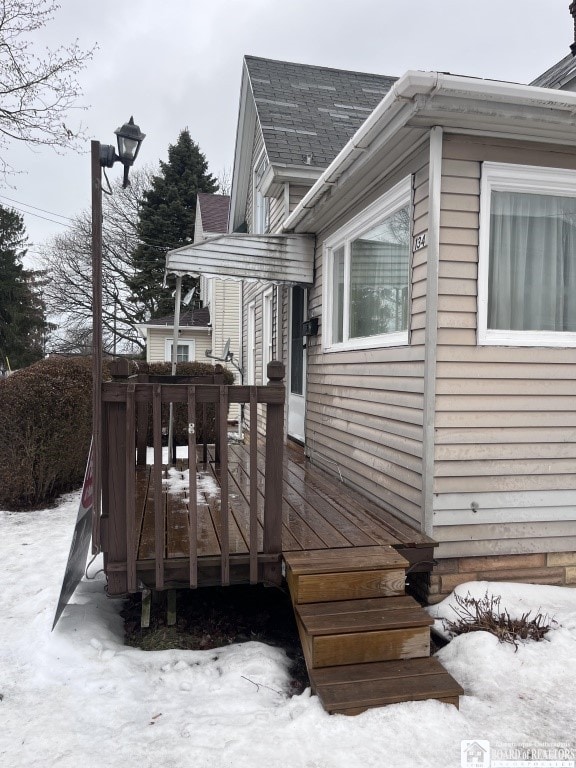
[422, 126, 443, 537]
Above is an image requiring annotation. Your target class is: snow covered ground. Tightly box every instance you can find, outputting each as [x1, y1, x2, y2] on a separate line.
[2, 491, 576, 768]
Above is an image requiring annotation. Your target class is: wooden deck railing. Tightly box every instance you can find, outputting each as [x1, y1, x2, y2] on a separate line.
[98, 361, 285, 596]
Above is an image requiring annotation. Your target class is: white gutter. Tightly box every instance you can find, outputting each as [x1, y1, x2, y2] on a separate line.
[282, 70, 576, 231]
[281, 71, 439, 231]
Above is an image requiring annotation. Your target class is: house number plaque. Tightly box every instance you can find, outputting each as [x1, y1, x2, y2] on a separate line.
[413, 233, 427, 252]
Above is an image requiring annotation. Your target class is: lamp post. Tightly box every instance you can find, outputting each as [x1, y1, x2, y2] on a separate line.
[91, 118, 145, 552]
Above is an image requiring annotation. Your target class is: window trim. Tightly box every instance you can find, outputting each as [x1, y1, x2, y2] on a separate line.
[164, 338, 195, 363]
[322, 176, 412, 352]
[478, 162, 576, 348]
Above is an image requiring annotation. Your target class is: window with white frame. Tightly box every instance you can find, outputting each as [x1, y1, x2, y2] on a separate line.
[323, 176, 412, 351]
[478, 163, 576, 347]
[165, 338, 195, 363]
[262, 287, 274, 381]
[253, 151, 270, 234]
[247, 301, 256, 385]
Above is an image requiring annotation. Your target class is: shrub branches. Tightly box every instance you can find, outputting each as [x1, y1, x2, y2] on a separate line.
[442, 591, 556, 649]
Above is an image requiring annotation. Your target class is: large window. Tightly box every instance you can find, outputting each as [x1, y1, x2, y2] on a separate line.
[323, 177, 412, 351]
[479, 163, 576, 347]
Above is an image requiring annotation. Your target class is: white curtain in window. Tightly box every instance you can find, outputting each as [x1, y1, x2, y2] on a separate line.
[489, 191, 576, 332]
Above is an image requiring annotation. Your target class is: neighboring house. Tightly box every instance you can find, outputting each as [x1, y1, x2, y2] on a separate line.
[165, 55, 576, 602]
[194, 193, 241, 376]
[136, 307, 211, 363]
[194, 193, 241, 421]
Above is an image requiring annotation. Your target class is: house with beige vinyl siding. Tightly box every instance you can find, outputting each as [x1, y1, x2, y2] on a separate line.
[165, 56, 576, 603]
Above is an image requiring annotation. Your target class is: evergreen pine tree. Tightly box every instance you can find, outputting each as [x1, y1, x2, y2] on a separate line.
[129, 129, 218, 319]
[0, 205, 47, 369]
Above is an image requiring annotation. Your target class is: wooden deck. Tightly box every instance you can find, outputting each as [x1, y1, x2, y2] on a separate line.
[97, 365, 460, 714]
[132, 440, 434, 590]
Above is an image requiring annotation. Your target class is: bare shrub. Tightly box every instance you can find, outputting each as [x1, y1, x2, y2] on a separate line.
[442, 591, 556, 649]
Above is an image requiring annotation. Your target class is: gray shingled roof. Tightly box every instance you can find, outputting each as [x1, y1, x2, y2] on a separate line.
[197, 193, 230, 234]
[530, 53, 576, 88]
[145, 307, 210, 328]
[245, 56, 397, 169]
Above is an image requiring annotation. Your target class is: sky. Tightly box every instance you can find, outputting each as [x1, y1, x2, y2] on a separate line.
[2, 0, 573, 264]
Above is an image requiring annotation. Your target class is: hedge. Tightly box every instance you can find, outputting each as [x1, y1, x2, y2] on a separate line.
[0, 356, 102, 510]
[0, 357, 235, 511]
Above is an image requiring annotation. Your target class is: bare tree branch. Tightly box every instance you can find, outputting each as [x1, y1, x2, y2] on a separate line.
[0, 0, 95, 179]
[40, 167, 154, 354]
[216, 166, 232, 196]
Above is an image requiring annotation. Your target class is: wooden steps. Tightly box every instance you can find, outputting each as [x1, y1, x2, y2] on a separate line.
[296, 596, 432, 667]
[311, 658, 463, 715]
[284, 546, 464, 715]
[286, 545, 407, 603]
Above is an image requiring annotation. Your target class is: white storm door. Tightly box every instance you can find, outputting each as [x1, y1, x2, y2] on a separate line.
[288, 286, 306, 442]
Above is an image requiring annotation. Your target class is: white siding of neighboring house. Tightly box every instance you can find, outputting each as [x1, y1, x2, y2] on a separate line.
[431, 134, 576, 559]
[195, 198, 242, 418]
[145, 328, 212, 363]
[211, 279, 242, 425]
[194, 200, 205, 241]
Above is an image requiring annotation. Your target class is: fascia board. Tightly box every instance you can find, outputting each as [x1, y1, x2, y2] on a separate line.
[229, 60, 256, 233]
[261, 164, 323, 195]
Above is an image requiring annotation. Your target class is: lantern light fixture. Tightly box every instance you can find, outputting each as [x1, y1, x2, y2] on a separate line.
[99, 116, 146, 188]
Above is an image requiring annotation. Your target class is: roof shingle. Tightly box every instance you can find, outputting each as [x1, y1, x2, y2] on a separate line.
[245, 56, 397, 169]
[146, 307, 210, 328]
[197, 193, 230, 234]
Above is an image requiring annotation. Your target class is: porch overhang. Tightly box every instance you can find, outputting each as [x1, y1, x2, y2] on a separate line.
[165, 233, 315, 286]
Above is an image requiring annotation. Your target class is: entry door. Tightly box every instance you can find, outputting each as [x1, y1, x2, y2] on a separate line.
[288, 286, 306, 442]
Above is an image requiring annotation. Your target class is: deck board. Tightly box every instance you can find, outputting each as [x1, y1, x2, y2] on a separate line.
[230, 454, 326, 550]
[134, 441, 435, 581]
[283, 442, 431, 547]
[229, 444, 353, 549]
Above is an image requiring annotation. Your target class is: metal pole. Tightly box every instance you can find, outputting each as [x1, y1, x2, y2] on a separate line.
[167, 275, 182, 465]
[91, 141, 103, 551]
[113, 293, 117, 356]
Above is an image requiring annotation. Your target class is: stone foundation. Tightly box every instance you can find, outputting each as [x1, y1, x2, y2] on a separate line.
[428, 552, 576, 604]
